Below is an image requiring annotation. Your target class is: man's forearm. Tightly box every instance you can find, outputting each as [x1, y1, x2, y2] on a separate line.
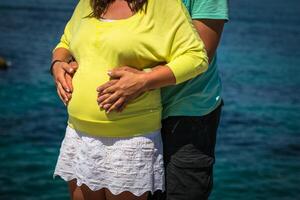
[52, 48, 73, 63]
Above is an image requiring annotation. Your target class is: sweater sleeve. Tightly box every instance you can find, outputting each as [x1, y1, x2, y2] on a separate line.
[53, 20, 72, 51]
[52, 0, 83, 52]
[159, 0, 209, 84]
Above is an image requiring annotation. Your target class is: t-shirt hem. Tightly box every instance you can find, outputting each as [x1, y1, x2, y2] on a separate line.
[162, 99, 222, 119]
[191, 13, 229, 21]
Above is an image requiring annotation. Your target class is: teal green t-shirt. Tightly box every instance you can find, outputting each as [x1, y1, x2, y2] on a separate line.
[161, 0, 229, 119]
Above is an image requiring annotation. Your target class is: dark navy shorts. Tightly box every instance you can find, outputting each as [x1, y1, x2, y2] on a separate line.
[149, 101, 223, 200]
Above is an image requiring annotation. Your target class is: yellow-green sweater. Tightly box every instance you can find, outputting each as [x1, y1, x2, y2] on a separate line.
[54, 0, 208, 137]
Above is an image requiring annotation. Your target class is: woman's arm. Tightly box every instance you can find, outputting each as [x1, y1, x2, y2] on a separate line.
[96, 0, 209, 112]
[95, 65, 175, 112]
[97, 18, 226, 112]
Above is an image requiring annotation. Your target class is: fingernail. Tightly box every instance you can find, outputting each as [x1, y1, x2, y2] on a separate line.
[69, 68, 73, 73]
[107, 71, 112, 76]
[66, 88, 70, 93]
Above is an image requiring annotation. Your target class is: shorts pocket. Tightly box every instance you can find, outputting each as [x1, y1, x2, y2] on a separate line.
[166, 144, 214, 200]
[171, 144, 214, 168]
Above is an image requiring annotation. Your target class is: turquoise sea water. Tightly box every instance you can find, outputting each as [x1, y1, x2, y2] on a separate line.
[0, 0, 299, 199]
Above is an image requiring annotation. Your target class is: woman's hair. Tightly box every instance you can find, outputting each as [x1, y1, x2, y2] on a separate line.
[89, 0, 148, 18]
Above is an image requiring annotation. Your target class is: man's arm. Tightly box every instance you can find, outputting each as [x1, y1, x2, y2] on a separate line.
[192, 19, 225, 63]
[51, 48, 78, 105]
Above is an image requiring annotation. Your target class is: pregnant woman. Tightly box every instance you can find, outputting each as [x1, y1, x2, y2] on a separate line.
[51, 0, 208, 199]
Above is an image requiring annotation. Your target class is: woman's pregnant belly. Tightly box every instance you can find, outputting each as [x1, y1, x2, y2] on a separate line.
[67, 66, 161, 123]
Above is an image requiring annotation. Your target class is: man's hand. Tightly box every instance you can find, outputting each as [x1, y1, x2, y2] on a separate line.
[52, 61, 78, 105]
[97, 66, 148, 113]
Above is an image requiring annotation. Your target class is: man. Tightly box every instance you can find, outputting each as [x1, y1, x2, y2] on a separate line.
[51, 0, 228, 199]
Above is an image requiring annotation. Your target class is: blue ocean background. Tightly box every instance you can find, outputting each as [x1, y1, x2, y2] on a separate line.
[0, 0, 299, 199]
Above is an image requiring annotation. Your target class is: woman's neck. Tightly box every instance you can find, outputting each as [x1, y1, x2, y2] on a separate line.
[101, 0, 134, 20]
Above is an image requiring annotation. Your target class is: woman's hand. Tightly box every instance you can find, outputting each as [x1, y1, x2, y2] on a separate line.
[97, 66, 148, 113]
[52, 61, 78, 105]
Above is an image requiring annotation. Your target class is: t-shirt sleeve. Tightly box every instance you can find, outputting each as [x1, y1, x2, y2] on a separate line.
[52, 0, 83, 52]
[160, 0, 209, 84]
[190, 0, 229, 20]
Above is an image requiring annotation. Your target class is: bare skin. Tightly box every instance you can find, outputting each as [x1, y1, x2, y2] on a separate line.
[68, 179, 147, 200]
[51, 48, 77, 105]
[193, 19, 225, 63]
[96, 64, 175, 112]
[105, 190, 148, 200]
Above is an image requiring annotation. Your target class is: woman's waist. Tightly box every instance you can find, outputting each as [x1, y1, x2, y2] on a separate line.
[68, 87, 161, 121]
[67, 106, 162, 137]
[68, 90, 162, 137]
[68, 102, 162, 121]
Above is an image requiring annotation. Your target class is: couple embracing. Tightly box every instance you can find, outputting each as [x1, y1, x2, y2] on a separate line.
[51, 0, 228, 199]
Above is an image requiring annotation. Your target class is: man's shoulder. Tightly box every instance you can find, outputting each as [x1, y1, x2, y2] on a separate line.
[183, 0, 229, 20]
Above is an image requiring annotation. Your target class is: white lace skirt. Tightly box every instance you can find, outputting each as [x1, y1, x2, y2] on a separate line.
[53, 125, 165, 196]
